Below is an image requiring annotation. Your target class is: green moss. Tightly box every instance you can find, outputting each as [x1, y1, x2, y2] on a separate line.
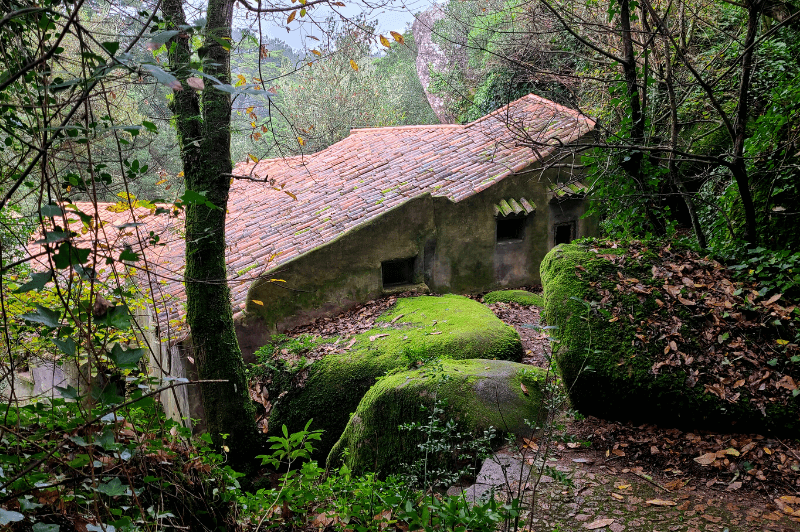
[327, 359, 546, 476]
[259, 295, 523, 459]
[483, 290, 544, 307]
[540, 243, 800, 437]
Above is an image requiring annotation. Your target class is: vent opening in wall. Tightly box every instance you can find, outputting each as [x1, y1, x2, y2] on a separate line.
[555, 222, 575, 245]
[497, 217, 526, 242]
[382, 257, 416, 287]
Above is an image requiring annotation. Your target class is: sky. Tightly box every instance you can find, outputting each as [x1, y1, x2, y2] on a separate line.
[233, 0, 438, 51]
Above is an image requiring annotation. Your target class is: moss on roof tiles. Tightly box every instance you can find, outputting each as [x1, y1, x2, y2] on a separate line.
[520, 197, 536, 213]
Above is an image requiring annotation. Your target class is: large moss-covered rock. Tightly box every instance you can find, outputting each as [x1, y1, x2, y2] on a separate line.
[483, 290, 544, 307]
[541, 242, 800, 436]
[327, 359, 546, 476]
[260, 295, 523, 458]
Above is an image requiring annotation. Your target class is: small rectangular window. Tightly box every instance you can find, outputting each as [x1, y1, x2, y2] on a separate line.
[555, 222, 575, 245]
[497, 217, 526, 242]
[382, 257, 416, 287]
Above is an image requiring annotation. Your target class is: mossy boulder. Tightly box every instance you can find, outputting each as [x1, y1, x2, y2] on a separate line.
[483, 290, 544, 307]
[541, 242, 800, 437]
[259, 295, 523, 458]
[327, 359, 546, 476]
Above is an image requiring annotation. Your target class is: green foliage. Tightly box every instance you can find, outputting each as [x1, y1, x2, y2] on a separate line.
[259, 419, 324, 468]
[398, 397, 497, 489]
[430, 0, 578, 122]
[0, 372, 240, 530]
[238, 419, 521, 532]
[744, 28, 800, 250]
[426, 0, 800, 248]
[235, 20, 437, 160]
[729, 247, 800, 301]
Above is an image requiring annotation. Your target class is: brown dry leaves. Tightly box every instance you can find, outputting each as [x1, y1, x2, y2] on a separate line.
[578, 417, 800, 493]
[589, 242, 799, 417]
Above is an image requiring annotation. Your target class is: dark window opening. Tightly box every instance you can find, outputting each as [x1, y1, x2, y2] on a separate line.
[382, 257, 416, 287]
[555, 222, 575, 245]
[497, 217, 526, 242]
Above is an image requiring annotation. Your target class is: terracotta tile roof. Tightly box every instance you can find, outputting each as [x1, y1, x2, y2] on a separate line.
[225, 94, 593, 299]
[28, 94, 593, 338]
[26, 202, 190, 338]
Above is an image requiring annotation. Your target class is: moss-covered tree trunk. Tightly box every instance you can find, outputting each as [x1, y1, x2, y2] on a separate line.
[163, 0, 260, 468]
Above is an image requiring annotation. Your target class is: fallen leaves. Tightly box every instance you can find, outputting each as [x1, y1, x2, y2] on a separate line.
[186, 76, 204, 90]
[584, 518, 615, 529]
[576, 416, 800, 494]
[595, 242, 800, 420]
[646, 499, 677, 506]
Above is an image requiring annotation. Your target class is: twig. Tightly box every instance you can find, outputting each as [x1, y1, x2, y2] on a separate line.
[632, 470, 668, 492]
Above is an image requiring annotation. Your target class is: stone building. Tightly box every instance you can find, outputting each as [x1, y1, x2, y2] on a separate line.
[23, 93, 596, 427]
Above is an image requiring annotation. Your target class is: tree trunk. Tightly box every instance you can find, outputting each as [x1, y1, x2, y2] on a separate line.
[619, 0, 665, 235]
[619, 0, 644, 176]
[659, 6, 707, 248]
[163, 0, 260, 470]
[731, 1, 761, 246]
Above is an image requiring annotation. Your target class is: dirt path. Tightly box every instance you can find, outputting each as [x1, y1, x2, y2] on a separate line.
[471, 443, 800, 532]
[485, 298, 800, 531]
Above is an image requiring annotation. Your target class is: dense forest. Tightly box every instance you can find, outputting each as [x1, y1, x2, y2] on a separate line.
[1, 0, 798, 529]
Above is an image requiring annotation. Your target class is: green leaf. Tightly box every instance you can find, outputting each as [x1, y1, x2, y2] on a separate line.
[141, 121, 158, 133]
[14, 271, 52, 293]
[148, 30, 180, 44]
[70, 435, 88, 446]
[99, 305, 132, 330]
[96, 477, 127, 497]
[40, 203, 64, 217]
[33, 523, 60, 532]
[0, 509, 24, 525]
[94, 429, 120, 451]
[21, 304, 61, 327]
[208, 34, 231, 50]
[179, 190, 220, 210]
[57, 385, 80, 400]
[52, 337, 76, 356]
[108, 343, 145, 370]
[67, 454, 91, 468]
[52, 242, 91, 269]
[142, 64, 181, 90]
[95, 385, 124, 406]
[19, 497, 42, 511]
[119, 246, 139, 262]
[101, 41, 120, 55]
[42, 230, 70, 243]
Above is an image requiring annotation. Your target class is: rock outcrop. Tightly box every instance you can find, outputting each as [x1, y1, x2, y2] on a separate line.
[541, 242, 800, 438]
[255, 295, 523, 459]
[328, 358, 546, 476]
[412, 7, 457, 124]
